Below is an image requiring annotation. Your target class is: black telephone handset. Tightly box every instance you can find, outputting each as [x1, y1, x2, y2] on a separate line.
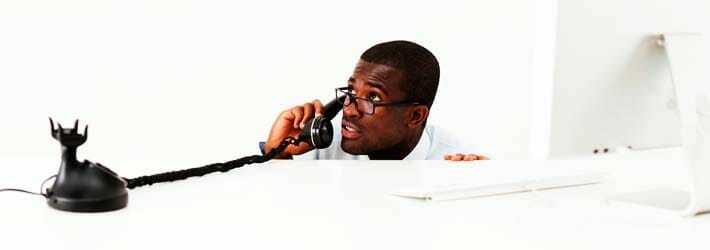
[298, 96, 344, 149]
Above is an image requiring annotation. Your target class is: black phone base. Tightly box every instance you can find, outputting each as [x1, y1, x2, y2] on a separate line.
[46, 119, 128, 212]
[48, 192, 128, 213]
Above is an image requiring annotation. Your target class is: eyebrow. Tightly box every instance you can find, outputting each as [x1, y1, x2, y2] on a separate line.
[365, 81, 388, 96]
[347, 77, 389, 96]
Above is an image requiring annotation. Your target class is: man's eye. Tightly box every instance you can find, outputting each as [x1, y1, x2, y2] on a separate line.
[368, 93, 382, 102]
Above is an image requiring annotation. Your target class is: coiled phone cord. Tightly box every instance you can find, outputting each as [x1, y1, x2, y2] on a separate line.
[124, 136, 300, 189]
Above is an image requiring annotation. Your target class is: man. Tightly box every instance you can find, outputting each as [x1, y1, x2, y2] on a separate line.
[263, 40, 488, 161]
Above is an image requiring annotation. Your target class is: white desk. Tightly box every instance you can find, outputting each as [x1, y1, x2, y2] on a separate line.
[2, 149, 710, 250]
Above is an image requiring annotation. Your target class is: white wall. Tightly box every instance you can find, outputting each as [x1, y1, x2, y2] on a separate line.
[0, 0, 537, 173]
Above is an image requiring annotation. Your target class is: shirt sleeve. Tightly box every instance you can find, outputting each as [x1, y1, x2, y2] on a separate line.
[258, 141, 266, 155]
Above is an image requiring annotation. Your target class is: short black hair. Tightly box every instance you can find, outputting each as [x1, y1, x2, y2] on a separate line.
[360, 40, 440, 108]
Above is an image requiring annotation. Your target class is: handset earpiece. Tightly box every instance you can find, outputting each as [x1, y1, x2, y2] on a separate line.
[298, 97, 344, 149]
[300, 116, 334, 149]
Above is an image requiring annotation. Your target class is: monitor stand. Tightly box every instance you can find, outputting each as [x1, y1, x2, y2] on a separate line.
[607, 33, 710, 217]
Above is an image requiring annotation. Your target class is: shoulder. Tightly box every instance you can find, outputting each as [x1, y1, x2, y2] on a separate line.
[424, 124, 463, 150]
[423, 123, 490, 159]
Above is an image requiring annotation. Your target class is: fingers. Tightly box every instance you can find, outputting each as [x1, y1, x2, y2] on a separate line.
[287, 99, 323, 129]
[301, 102, 314, 129]
[290, 106, 304, 129]
[313, 99, 324, 117]
[454, 154, 465, 161]
[443, 153, 466, 161]
[463, 154, 478, 161]
[444, 153, 490, 161]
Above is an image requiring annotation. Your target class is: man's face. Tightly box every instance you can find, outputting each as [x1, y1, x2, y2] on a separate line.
[340, 60, 409, 155]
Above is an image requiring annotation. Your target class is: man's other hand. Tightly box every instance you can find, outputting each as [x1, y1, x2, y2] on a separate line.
[444, 153, 489, 161]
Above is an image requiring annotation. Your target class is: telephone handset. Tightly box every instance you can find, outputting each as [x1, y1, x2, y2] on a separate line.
[39, 96, 344, 212]
[298, 96, 344, 149]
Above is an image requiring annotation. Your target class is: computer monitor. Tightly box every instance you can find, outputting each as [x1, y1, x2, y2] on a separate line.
[543, 0, 709, 216]
[545, 0, 707, 158]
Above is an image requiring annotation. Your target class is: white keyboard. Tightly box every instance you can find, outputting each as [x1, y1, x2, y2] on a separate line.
[391, 160, 607, 201]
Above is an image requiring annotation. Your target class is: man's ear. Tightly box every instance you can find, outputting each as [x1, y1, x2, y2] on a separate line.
[407, 105, 429, 128]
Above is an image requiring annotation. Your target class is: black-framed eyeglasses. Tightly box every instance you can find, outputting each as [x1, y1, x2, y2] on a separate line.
[335, 87, 421, 115]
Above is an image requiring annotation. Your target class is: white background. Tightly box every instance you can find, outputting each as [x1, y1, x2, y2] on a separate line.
[0, 0, 539, 169]
[2, 1, 710, 249]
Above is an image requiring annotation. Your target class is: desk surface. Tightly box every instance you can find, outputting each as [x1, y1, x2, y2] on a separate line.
[2, 149, 710, 250]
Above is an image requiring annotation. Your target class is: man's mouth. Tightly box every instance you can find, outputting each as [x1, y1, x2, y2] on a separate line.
[341, 120, 362, 139]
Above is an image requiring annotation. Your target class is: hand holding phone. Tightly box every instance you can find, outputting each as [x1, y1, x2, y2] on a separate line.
[264, 97, 343, 158]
